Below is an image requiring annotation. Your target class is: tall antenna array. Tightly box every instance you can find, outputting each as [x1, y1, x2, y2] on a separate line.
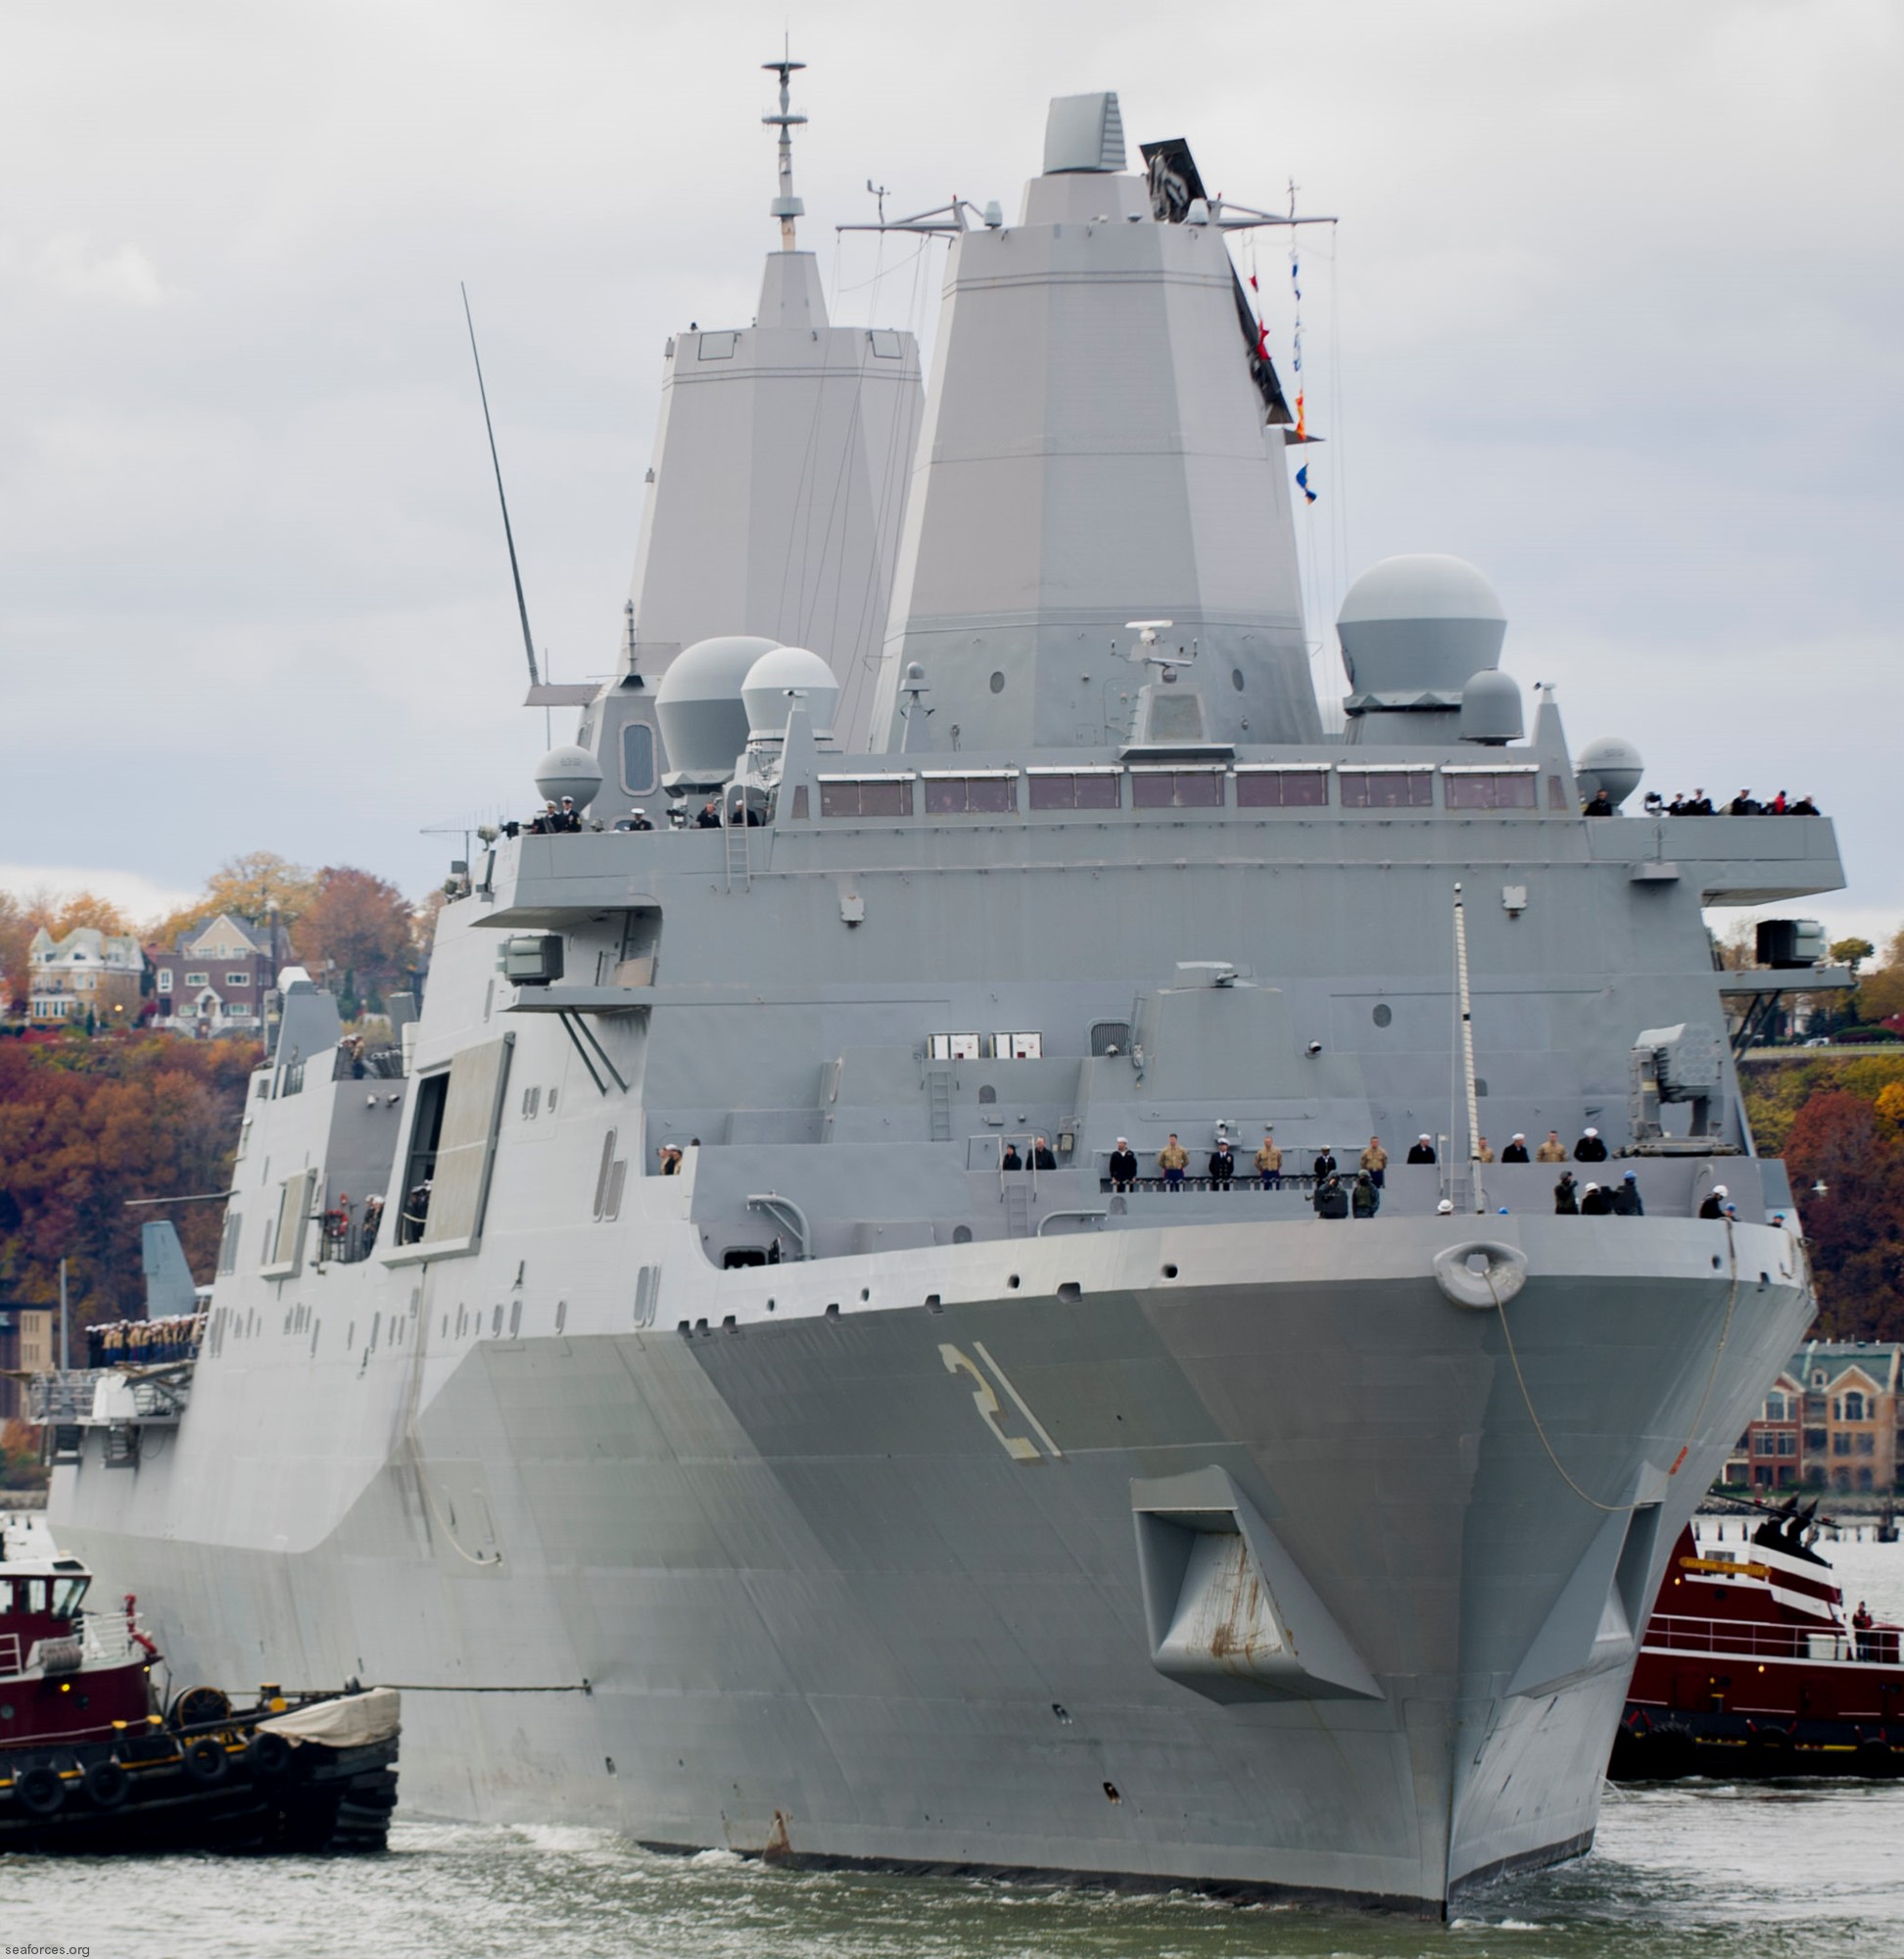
[461, 282, 541, 690]
[763, 46, 807, 250]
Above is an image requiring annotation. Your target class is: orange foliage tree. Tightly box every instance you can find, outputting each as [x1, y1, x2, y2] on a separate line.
[1783, 1088, 1904, 1343]
[296, 867, 416, 1009]
[0, 1036, 257, 1336]
[145, 851, 319, 952]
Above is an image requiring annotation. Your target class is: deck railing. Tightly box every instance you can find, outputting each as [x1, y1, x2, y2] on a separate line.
[1643, 1612, 1873, 1662]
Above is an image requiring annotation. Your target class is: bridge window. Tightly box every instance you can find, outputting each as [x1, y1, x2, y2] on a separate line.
[1027, 767, 1120, 810]
[1443, 766, 1539, 809]
[1131, 766, 1224, 808]
[922, 770, 1018, 814]
[620, 722, 656, 795]
[820, 775, 914, 817]
[1340, 766, 1434, 809]
[1236, 765, 1328, 807]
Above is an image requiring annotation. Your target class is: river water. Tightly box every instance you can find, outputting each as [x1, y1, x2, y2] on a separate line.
[8, 1541, 1902, 1959]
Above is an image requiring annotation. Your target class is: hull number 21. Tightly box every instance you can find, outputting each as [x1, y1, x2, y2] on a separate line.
[940, 1342, 1063, 1463]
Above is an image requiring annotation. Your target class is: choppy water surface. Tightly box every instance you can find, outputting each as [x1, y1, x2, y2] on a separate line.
[10, 1540, 1902, 1959]
[11, 1784, 1902, 1959]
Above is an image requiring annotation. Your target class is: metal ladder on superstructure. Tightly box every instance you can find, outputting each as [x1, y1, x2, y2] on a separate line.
[724, 812, 750, 891]
[927, 1071, 953, 1142]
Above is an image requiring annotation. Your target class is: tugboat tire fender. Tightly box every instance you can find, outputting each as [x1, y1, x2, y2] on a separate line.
[16, 1764, 65, 1816]
[181, 1738, 229, 1785]
[82, 1758, 130, 1810]
[247, 1730, 294, 1779]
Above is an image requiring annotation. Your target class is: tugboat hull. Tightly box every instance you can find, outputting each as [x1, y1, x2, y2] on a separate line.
[0, 1693, 401, 1854]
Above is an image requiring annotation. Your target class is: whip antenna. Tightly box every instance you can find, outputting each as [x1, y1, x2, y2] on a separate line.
[461, 282, 541, 690]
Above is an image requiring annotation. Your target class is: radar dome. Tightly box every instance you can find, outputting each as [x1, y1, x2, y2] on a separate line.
[1337, 555, 1506, 703]
[654, 635, 779, 783]
[1458, 669, 1523, 745]
[742, 645, 839, 741]
[1576, 736, 1644, 809]
[534, 743, 604, 811]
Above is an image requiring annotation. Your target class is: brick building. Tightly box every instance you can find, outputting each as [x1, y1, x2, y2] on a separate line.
[26, 926, 145, 1028]
[1725, 1341, 1904, 1493]
[147, 913, 276, 1036]
[0, 1307, 56, 1419]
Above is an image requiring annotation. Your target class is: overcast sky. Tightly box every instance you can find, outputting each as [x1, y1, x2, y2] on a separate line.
[2, 0, 1898, 946]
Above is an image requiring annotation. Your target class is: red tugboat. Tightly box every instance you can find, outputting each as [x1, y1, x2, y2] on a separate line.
[0, 1513, 400, 1849]
[1611, 1498, 1904, 1779]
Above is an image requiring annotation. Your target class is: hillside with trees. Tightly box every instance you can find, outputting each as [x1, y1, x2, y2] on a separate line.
[0, 1035, 256, 1330]
[1742, 1050, 1904, 1344]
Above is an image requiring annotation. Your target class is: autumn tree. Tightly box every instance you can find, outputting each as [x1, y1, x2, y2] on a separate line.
[0, 1036, 258, 1338]
[1833, 937, 1876, 975]
[1854, 924, 1904, 1027]
[1783, 1088, 1904, 1343]
[296, 867, 415, 1009]
[0, 891, 27, 1010]
[45, 889, 132, 937]
[145, 851, 319, 951]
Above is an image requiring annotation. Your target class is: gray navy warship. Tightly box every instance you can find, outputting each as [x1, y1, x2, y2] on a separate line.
[46, 75, 1842, 1913]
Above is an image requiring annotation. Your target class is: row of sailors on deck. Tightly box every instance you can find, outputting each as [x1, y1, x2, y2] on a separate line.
[1108, 1127, 1610, 1190]
[86, 1314, 202, 1367]
[1624, 788, 1821, 817]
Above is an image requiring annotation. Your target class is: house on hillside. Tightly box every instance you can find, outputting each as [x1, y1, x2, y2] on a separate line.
[1726, 1341, 1904, 1492]
[0, 1309, 56, 1418]
[26, 926, 146, 1028]
[147, 913, 278, 1036]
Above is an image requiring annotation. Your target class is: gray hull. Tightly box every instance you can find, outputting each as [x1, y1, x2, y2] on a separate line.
[54, 1217, 1808, 1910]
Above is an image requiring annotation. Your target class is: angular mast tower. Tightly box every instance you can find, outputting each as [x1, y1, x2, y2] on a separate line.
[870, 92, 1321, 752]
[618, 56, 926, 754]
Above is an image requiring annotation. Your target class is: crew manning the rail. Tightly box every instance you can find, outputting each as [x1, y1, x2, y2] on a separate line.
[87, 1315, 204, 1367]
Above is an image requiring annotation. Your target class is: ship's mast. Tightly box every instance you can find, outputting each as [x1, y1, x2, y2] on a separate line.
[763, 49, 806, 251]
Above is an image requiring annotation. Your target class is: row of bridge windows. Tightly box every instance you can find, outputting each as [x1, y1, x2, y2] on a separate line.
[814, 764, 1556, 819]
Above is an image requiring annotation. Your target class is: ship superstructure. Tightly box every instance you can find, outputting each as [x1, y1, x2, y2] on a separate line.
[42, 80, 1846, 1913]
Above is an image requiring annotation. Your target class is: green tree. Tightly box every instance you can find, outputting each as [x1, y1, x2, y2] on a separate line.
[1855, 925, 1904, 1026]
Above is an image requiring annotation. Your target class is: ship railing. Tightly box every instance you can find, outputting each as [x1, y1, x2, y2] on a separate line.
[24, 1369, 106, 1423]
[1644, 1612, 1854, 1661]
[77, 1612, 148, 1666]
[1102, 1173, 1323, 1195]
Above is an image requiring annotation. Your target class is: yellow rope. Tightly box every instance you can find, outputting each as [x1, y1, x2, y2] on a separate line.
[1486, 1220, 1742, 1513]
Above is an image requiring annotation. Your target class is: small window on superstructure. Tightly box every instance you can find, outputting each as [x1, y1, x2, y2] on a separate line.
[1340, 767, 1434, 810]
[620, 722, 657, 796]
[922, 771, 1019, 815]
[1130, 766, 1224, 809]
[820, 776, 914, 818]
[1236, 765, 1328, 808]
[1027, 768, 1120, 811]
[1443, 766, 1539, 810]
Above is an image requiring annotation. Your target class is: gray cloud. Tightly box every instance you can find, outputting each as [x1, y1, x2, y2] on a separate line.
[1, 0, 1897, 941]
